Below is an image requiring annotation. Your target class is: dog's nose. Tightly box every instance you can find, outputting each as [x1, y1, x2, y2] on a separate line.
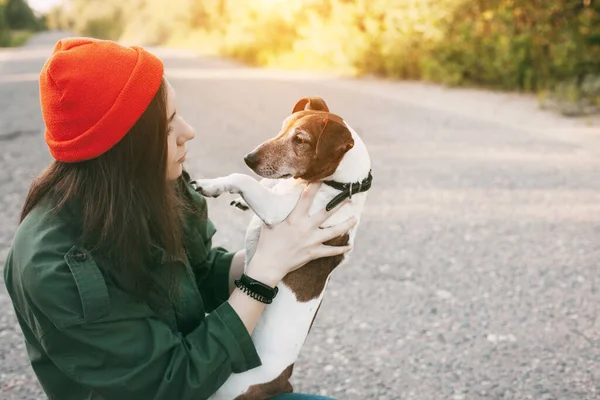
[244, 152, 259, 169]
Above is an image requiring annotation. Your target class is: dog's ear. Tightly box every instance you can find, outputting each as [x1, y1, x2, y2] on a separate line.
[300, 117, 354, 181]
[315, 117, 354, 158]
[301, 117, 354, 180]
[292, 97, 330, 114]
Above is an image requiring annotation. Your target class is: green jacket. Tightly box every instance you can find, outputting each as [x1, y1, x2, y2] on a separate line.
[3, 183, 261, 400]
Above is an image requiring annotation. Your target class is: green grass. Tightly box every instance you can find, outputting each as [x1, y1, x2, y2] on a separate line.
[0, 30, 33, 47]
[8, 30, 32, 47]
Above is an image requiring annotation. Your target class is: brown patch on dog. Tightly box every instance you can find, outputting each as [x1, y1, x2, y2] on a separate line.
[234, 364, 294, 400]
[282, 234, 349, 302]
[244, 97, 354, 181]
[299, 116, 354, 181]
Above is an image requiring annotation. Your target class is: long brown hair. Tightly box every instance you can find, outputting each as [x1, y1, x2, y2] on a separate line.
[21, 78, 196, 310]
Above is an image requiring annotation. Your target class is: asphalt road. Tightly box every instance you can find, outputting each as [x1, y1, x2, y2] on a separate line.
[1, 31, 599, 400]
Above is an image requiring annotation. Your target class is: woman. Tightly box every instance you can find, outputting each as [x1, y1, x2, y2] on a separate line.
[3, 37, 354, 400]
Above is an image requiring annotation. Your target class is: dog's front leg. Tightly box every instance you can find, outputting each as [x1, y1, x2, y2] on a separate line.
[192, 174, 296, 227]
[230, 178, 279, 211]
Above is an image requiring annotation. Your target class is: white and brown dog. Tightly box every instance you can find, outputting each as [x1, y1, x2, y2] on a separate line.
[193, 97, 372, 400]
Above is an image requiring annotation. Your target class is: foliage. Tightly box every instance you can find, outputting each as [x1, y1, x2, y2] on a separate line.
[424, 1, 600, 90]
[0, 0, 46, 47]
[7, 28, 30, 45]
[0, 3, 10, 46]
[48, 0, 600, 114]
[539, 75, 600, 116]
[5, 0, 41, 30]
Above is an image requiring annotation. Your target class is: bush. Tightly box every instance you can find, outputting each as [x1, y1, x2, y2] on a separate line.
[49, 0, 600, 112]
[5, 0, 39, 31]
[423, 1, 600, 91]
[8, 28, 31, 45]
[539, 74, 600, 116]
[0, 4, 10, 46]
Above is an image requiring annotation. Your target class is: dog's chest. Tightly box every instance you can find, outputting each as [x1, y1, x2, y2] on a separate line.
[244, 180, 367, 267]
[244, 180, 303, 265]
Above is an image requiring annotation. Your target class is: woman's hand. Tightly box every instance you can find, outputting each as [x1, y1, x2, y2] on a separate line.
[245, 182, 356, 287]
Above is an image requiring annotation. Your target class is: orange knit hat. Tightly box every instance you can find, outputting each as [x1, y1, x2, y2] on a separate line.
[40, 37, 164, 162]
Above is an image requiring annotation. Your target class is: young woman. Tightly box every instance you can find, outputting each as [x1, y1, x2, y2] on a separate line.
[3, 37, 354, 400]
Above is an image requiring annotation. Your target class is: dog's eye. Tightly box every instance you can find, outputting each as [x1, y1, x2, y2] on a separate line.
[294, 136, 305, 144]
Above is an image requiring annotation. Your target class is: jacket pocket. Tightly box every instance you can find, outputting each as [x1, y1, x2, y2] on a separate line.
[63, 245, 110, 326]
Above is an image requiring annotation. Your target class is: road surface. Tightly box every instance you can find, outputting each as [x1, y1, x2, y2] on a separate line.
[1, 31, 599, 400]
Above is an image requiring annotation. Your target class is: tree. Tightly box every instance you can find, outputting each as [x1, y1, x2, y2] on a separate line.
[0, 2, 10, 46]
[4, 0, 38, 30]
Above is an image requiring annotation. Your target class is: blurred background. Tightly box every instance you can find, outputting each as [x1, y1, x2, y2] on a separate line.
[1, 1, 600, 400]
[2, 0, 600, 115]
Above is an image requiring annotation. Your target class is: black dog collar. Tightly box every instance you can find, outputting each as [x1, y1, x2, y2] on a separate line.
[322, 170, 373, 211]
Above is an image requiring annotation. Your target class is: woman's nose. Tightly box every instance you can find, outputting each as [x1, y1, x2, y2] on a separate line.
[180, 120, 196, 143]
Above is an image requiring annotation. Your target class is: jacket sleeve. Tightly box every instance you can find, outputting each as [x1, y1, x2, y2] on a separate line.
[39, 301, 260, 399]
[21, 244, 261, 400]
[197, 243, 236, 313]
[183, 180, 236, 312]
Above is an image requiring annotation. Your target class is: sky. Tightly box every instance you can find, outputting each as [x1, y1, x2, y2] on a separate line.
[27, 0, 62, 13]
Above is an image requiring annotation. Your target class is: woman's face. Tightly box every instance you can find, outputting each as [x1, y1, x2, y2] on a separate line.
[165, 81, 195, 180]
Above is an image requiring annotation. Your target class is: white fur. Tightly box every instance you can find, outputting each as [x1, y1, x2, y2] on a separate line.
[197, 123, 371, 400]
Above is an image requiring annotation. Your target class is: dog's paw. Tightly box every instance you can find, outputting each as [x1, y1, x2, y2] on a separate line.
[192, 179, 229, 198]
[230, 197, 249, 211]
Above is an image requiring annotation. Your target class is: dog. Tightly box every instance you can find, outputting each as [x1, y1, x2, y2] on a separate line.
[192, 96, 372, 400]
